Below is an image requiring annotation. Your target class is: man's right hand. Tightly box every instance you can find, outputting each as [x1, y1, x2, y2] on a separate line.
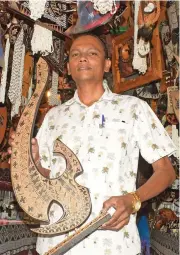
[8, 131, 40, 163]
[8, 131, 50, 178]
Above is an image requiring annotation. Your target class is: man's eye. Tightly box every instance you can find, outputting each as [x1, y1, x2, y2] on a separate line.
[72, 53, 79, 57]
[89, 52, 97, 56]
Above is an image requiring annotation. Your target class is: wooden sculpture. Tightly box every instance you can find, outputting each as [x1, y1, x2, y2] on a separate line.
[10, 58, 92, 235]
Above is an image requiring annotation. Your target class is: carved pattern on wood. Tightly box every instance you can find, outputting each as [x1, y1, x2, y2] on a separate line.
[11, 58, 91, 235]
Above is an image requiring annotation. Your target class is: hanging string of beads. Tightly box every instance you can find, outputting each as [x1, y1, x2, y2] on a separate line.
[0, 36, 10, 103]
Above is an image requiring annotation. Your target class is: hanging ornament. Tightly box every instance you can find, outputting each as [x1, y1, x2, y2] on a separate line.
[160, 21, 175, 67]
[8, 17, 22, 45]
[138, 1, 160, 41]
[132, 0, 148, 74]
[48, 71, 61, 106]
[167, 1, 179, 46]
[31, 24, 53, 56]
[0, 37, 10, 103]
[29, 0, 47, 21]
[8, 29, 25, 118]
[132, 1, 160, 74]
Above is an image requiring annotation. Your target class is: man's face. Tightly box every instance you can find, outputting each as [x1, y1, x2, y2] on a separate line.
[67, 35, 110, 84]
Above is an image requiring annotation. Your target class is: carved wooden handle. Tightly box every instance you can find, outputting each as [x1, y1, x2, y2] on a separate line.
[44, 212, 112, 255]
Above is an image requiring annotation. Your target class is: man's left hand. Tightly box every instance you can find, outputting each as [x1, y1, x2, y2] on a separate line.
[101, 194, 134, 231]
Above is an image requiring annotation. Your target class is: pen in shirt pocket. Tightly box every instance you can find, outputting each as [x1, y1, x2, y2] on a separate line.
[99, 114, 105, 135]
[102, 114, 105, 128]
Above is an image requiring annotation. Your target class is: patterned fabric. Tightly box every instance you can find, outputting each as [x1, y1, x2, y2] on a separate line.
[36, 81, 176, 255]
[0, 167, 11, 183]
[151, 229, 179, 255]
[0, 224, 37, 255]
[44, 1, 68, 28]
[46, 36, 65, 73]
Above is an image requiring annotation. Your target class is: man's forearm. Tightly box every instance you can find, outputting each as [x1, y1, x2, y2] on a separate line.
[136, 156, 176, 202]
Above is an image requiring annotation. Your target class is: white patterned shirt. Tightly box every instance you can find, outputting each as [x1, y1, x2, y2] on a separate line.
[36, 81, 176, 255]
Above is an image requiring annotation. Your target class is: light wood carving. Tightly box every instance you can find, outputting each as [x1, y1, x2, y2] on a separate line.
[11, 58, 91, 235]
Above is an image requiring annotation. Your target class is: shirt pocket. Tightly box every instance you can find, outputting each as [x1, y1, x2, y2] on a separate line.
[91, 120, 131, 160]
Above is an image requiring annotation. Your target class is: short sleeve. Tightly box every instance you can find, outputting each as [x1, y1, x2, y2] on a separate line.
[136, 100, 176, 164]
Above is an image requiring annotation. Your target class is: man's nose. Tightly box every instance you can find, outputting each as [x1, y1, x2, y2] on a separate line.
[79, 53, 88, 62]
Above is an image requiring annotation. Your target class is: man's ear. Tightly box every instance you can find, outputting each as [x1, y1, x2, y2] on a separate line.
[104, 59, 111, 72]
[67, 62, 71, 75]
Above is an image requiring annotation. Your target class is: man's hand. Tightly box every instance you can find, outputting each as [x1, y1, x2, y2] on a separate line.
[101, 194, 134, 231]
[8, 131, 40, 163]
[8, 130, 50, 178]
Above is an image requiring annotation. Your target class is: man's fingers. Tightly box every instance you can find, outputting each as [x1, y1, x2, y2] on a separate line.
[107, 214, 130, 228]
[102, 197, 117, 212]
[31, 138, 38, 144]
[11, 133, 15, 139]
[9, 131, 15, 140]
[102, 209, 123, 227]
[103, 217, 130, 231]
[8, 148, 12, 154]
[110, 218, 130, 231]
[8, 138, 15, 146]
[102, 210, 128, 228]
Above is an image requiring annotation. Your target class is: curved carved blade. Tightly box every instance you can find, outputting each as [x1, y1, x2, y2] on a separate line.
[11, 58, 91, 235]
[32, 139, 92, 234]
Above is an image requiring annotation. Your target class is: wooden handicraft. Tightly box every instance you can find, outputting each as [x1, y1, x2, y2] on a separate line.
[10, 58, 92, 235]
[112, 26, 162, 93]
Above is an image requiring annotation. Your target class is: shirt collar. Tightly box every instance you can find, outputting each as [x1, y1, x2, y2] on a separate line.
[64, 80, 114, 106]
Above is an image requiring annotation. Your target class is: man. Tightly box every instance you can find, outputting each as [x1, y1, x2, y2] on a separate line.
[9, 34, 176, 255]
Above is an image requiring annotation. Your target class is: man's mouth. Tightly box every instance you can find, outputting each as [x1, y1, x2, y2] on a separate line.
[77, 66, 92, 71]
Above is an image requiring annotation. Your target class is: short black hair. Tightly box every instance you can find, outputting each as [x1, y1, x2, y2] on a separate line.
[71, 33, 109, 59]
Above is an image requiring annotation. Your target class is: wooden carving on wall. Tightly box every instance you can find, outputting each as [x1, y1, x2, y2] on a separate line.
[112, 26, 162, 93]
[10, 58, 92, 235]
